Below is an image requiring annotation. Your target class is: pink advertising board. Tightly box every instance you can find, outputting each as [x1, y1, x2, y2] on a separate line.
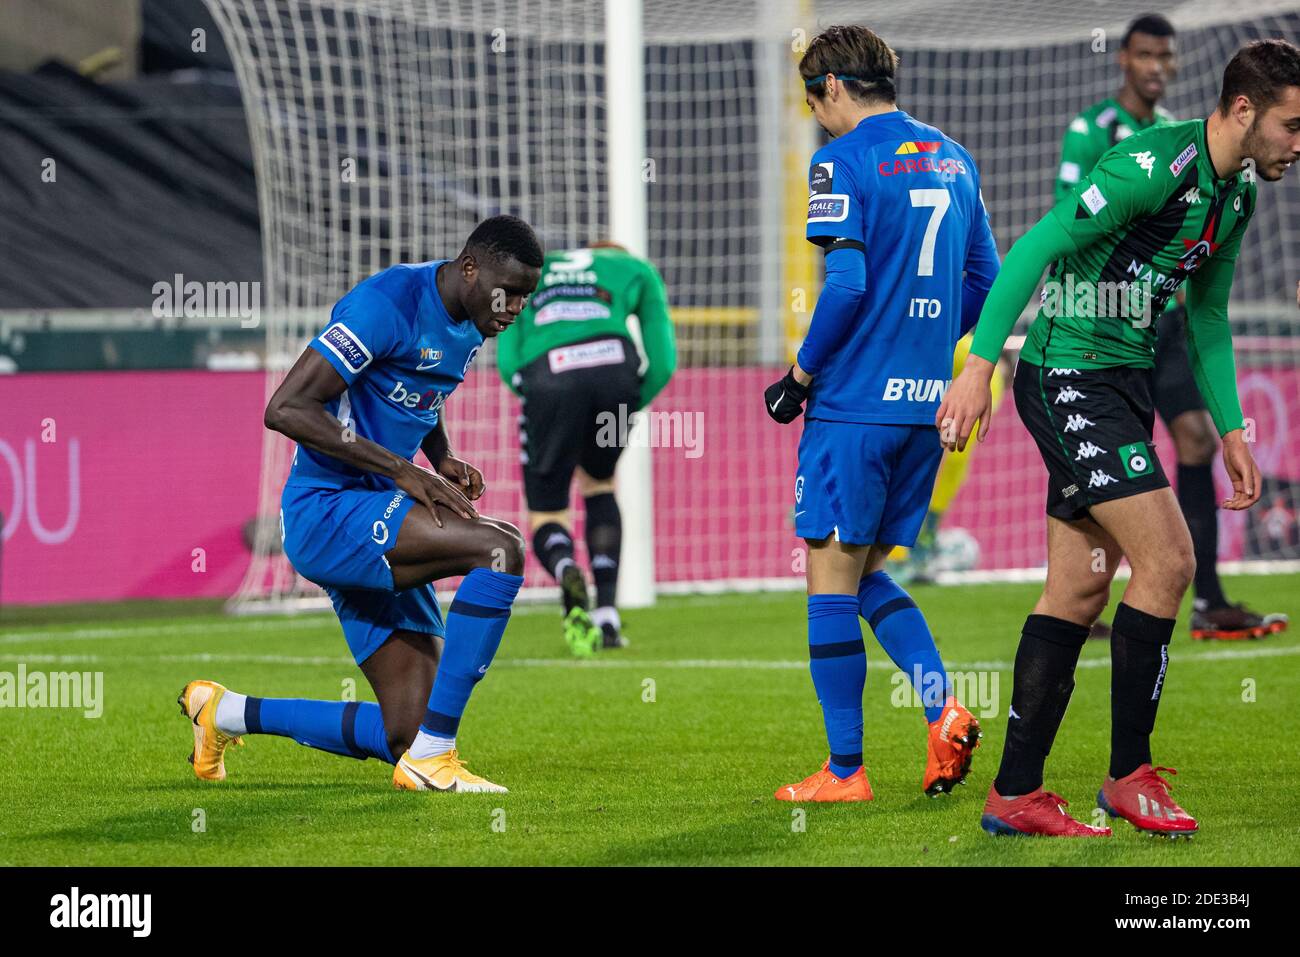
[2, 366, 1297, 605]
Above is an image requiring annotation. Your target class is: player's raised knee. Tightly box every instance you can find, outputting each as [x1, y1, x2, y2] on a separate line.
[477, 521, 526, 576]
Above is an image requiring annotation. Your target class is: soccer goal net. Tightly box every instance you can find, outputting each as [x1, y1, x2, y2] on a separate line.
[209, 0, 1300, 614]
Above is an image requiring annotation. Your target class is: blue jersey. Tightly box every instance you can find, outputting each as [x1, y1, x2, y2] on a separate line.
[803, 110, 999, 424]
[286, 260, 484, 490]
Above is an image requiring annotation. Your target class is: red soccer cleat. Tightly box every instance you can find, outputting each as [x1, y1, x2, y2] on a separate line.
[1098, 764, 1198, 837]
[981, 784, 1111, 837]
[923, 696, 982, 796]
[775, 759, 874, 802]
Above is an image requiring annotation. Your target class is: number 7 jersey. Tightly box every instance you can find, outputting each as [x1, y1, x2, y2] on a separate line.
[804, 109, 999, 424]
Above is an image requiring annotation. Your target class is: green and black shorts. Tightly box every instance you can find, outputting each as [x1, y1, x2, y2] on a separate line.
[1013, 359, 1170, 521]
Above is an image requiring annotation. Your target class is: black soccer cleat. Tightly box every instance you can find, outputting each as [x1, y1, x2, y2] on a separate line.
[559, 563, 590, 615]
[601, 622, 628, 649]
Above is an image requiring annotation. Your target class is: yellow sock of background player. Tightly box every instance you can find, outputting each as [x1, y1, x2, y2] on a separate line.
[890, 333, 1005, 570]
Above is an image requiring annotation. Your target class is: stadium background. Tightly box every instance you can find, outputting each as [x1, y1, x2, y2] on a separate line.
[2, 0, 1298, 609]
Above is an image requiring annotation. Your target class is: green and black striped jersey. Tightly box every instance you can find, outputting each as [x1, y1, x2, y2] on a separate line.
[972, 118, 1254, 434]
[1023, 118, 1255, 370]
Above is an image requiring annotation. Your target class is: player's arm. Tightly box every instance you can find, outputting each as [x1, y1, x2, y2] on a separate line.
[265, 288, 476, 525]
[634, 260, 677, 410]
[1184, 232, 1259, 509]
[766, 152, 867, 424]
[421, 418, 485, 501]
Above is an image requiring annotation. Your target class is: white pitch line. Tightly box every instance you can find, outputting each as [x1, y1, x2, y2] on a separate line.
[0, 598, 588, 646]
[0, 616, 335, 645]
[0, 645, 1296, 670]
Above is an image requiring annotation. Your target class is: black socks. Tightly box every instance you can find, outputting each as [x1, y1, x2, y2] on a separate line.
[994, 614, 1090, 797]
[1109, 602, 1175, 780]
[532, 522, 575, 583]
[1178, 463, 1227, 609]
[584, 493, 622, 610]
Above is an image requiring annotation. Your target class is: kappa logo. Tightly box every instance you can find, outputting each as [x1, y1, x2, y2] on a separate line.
[1129, 150, 1156, 177]
[1064, 414, 1095, 433]
[1049, 368, 1079, 376]
[1075, 441, 1106, 460]
[1181, 187, 1201, 205]
[1054, 386, 1086, 404]
[1088, 470, 1118, 488]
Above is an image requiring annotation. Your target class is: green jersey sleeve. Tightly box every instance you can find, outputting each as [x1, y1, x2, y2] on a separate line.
[968, 146, 1168, 363]
[1184, 207, 1251, 436]
[634, 260, 677, 409]
[968, 213, 1078, 362]
[1047, 145, 1168, 249]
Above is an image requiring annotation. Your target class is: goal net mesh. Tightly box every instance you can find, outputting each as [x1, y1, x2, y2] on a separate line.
[206, 0, 1300, 611]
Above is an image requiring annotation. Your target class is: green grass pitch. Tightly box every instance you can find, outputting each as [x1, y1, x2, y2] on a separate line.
[1, 574, 1297, 866]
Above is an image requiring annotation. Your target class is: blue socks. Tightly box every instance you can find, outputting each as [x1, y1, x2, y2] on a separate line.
[807, 594, 866, 778]
[229, 569, 523, 767]
[412, 568, 523, 756]
[858, 571, 950, 723]
[244, 697, 395, 763]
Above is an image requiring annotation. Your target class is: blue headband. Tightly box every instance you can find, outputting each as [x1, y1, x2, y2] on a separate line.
[804, 73, 868, 88]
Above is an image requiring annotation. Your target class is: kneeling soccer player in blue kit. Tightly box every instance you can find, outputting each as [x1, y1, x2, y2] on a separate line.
[179, 215, 543, 793]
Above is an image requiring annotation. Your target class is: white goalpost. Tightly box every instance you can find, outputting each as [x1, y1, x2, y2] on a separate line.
[210, 0, 1300, 614]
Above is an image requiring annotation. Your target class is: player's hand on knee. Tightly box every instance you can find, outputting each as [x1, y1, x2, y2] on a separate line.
[1220, 430, 1261, 510]
[438, 454, 485, 501]
[765, 366, 810, 424]
[396, 462, 478, 527]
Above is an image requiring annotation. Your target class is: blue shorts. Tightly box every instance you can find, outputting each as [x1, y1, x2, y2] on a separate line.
[281, 483, 445, 664]
[794, 420, 943, 547]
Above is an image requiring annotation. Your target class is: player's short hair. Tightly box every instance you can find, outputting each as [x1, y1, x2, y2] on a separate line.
[464, 215, 544, 269]
[1218, 39, 1300, 115]
[799, 25, 899, 105]
[1121, 13, 1175, 48]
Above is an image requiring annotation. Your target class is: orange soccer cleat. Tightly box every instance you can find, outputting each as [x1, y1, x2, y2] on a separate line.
[923, 696, 982, 796]
[774, 759, 874, 803]
[177, 679, 244, 781]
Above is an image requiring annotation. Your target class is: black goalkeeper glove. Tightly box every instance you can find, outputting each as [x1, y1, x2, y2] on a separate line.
[764, 367, 810, 424]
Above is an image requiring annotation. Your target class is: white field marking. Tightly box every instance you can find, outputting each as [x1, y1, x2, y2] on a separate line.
[0, 616, 334, 645]
[1, 645, 1297, 670]
[0, 594, 615, 646]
